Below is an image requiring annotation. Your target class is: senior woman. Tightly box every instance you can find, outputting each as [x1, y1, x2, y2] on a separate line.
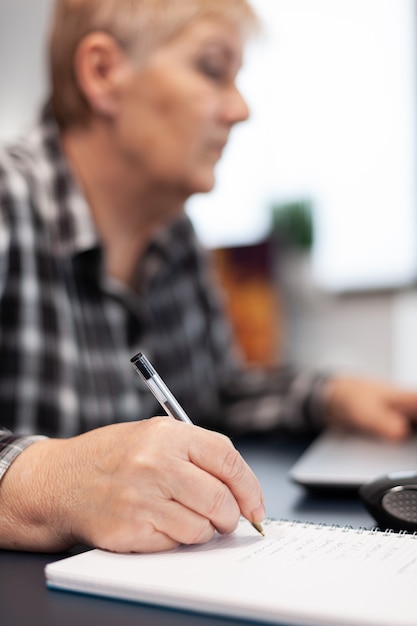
[0, 0, 417, 554]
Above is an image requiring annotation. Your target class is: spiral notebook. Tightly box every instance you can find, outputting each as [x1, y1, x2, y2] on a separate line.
[45, 518, 417, 626]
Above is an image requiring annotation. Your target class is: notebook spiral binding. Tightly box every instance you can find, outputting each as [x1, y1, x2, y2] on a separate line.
[262, 516, 417, 538]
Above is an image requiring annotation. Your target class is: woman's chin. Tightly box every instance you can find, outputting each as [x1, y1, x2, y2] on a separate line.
[168, 172, 216, 202]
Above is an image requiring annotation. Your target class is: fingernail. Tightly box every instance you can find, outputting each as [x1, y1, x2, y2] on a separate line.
[251, 501, 265, 522]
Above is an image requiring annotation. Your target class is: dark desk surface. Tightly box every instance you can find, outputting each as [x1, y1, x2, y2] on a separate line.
[0, 434, 376, 626]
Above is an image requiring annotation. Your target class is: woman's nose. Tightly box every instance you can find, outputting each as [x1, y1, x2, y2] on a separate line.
[224, 85, 250, 125]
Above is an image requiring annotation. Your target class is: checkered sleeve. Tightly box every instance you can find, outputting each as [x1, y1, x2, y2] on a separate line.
[188, 235, 333, 436]
[0, 430, 48, 481]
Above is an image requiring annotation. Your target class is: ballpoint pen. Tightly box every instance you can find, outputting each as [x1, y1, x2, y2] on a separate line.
[130, 351, 264, 537]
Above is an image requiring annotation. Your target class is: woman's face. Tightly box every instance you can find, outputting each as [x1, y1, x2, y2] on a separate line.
[112, 18, 249, 197]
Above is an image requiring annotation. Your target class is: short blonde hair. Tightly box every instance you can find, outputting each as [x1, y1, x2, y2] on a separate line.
[48, 0, 260, 129]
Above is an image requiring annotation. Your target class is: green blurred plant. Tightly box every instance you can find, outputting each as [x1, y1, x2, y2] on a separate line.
[271, 200, 314, 252]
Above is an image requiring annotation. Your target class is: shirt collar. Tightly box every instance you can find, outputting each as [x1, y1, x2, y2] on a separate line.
[22, 103, 99, 259]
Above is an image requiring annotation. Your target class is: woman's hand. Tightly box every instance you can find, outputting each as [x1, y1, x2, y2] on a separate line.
[323, 376, 417, 440]
[0, 417, 264, 553]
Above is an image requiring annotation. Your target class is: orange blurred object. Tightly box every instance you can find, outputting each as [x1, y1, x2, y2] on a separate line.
[213, 241, 283, 366]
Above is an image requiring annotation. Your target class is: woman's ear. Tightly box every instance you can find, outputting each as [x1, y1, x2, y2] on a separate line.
[74, 32, 129, 118]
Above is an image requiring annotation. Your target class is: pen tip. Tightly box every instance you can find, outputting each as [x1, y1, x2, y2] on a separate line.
[251, 521, 265, 536]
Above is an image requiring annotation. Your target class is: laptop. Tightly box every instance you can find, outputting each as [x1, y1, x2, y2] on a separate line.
[289, 428, 417, 491]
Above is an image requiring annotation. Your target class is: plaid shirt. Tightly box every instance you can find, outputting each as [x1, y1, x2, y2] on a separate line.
[0, 105, 328, 480]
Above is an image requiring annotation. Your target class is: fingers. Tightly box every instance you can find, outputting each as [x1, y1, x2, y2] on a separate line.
[324, 376, 417, 441]
[154, 500, 217, 546]
[128, 418, 265, 531]
[154, 458, 242, 535]
[129, 421, 264, 538]
[95, 500, 217, 554]
[187, 426, 265, 526]
[388, 389, 417, 420]
[358, 408, 410, 441]
[65, 419, 264, 553]
[378, 387, 417, 437]
[356, 385, 415, 440]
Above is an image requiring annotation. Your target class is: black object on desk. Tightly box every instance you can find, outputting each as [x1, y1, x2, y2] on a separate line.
[359, 470, 417, 532]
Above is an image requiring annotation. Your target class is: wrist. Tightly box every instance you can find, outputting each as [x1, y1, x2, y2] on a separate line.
[321, 376, 356, 428]
[0, 438, 75, 551]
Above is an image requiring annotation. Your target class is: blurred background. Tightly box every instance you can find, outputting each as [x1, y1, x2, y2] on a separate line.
[1, 0, 417, 384]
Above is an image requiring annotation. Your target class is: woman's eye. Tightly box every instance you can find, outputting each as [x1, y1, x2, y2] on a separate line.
[197, 58, 227, 82]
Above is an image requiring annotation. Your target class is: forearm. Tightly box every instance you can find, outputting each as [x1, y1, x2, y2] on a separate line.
[0, 437, 75, 552]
